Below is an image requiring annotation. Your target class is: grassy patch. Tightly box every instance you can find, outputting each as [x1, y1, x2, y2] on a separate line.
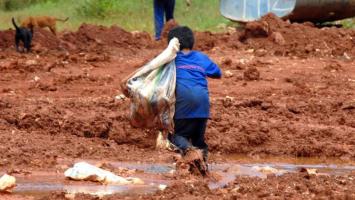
[0, 0, 229, 33]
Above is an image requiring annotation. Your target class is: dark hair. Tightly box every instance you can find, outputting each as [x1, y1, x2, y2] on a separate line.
[168, 26, 194, 50]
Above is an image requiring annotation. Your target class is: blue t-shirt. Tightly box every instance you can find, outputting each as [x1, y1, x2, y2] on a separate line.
[174, 50, 222, 119]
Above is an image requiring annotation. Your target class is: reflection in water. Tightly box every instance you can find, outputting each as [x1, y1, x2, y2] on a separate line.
[13, 158, 355, 198]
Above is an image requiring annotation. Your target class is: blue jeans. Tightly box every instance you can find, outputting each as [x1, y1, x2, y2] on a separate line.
[168, 118, 208, 158]
[154, 0, 175, 40]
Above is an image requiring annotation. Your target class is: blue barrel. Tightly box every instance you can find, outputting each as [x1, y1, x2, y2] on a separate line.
[220, 0, 355, 22]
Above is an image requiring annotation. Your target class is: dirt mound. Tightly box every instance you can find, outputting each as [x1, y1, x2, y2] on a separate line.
[161, 19, 179, 40]
[240, 13, 355, 57]
[0, 28, 61, 51]
[195, 31, 241, 51]
[61, 24, 153, 51]
[32, 28, 61, 50]
[0, 24, 155, 53]
[0, 30, 14, 49]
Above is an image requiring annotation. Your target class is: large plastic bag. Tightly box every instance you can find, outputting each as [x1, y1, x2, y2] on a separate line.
[64, 162, 143, 185]
[121, 38, 180, 131]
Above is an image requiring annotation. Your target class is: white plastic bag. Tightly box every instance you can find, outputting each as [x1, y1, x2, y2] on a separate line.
[121, 38, 180, 131]
[64, 162, 143, 185]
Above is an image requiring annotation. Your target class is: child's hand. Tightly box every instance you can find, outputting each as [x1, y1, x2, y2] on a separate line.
[167, 37, 180, 53]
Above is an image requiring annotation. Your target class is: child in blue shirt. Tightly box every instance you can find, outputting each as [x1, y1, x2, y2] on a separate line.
[167, 26, 222, 167]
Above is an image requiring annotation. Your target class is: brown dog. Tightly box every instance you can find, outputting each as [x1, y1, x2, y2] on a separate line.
[21, 16, 69, 35]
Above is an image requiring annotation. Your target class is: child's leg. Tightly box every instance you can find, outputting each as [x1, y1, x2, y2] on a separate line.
[153, 0, 165, 40]
[164, 0, 175, 21]
[191, 118, 208, 161]
[170, 119, 194, 153]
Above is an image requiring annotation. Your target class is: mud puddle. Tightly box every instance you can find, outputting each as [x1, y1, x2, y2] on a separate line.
[11, 158, 355, 198]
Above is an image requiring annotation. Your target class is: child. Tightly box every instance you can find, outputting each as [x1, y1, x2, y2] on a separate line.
[167, 26, 222, 168]
[153, 0, 175, 40]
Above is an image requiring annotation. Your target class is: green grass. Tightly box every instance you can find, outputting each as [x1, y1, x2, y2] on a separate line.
[0, 0, 230, 33]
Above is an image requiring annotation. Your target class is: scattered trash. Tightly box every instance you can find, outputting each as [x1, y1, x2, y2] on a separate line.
[158, 184, 167, 191]
[64, 162, 144, 185]
[115, 94, 126, 100]
[34, 76, 40, 82]
[299, 168, 318, 175]
[0, 174, 16, 193]
[223, 96, 234, 107]
[25, 59, 38, 66]
[224, 70, 234, 78]
[252, 166, 281, 175]
[343, 52, 351, 60]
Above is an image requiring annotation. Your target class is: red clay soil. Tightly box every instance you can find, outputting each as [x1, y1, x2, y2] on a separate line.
[37, 172, 355, 200]
[0, 15, 354, 199]
[239, 13, 355, 57]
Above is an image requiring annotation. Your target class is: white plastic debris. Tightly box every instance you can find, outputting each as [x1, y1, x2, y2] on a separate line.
[25, 59, 38, 66]
[224, 70, 234, 78]
[64, 162, 144, 185]
[158, 184, 167, 191]
[0, 174, 16, 192]
[300, 168, 318, 175]
[115, 94, 126, 100]
[34, 76, 40, 82]
[252, 166, 281, 174]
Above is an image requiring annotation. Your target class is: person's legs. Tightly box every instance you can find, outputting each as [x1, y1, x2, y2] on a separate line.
[154, 0, 165, 40]
[170, 119, 194, 153]
[191, 118, 208, 161]
[164, 0, 175, 21]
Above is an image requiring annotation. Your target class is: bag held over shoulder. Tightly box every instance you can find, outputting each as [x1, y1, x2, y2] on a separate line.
[121, 38, 180, 131]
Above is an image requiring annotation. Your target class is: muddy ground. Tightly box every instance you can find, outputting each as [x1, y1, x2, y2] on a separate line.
[0, 14, 354, 199]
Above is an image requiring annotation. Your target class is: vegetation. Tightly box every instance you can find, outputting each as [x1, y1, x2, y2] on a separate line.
[0, 0, 353, 33]
[0, 0, 230, 33]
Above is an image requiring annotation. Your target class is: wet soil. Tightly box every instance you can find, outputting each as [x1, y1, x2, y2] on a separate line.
[0, 14, 354, 199]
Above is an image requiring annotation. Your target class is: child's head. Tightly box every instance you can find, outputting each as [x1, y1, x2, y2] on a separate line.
[168, 26, 194, 50]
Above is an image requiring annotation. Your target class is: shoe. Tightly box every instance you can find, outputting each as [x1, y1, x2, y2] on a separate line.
[183, 147, 208, 176]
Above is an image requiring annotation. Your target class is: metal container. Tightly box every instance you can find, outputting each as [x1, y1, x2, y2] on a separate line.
[220, 0, 355, 22]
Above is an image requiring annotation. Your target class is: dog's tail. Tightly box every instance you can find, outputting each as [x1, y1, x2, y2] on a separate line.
[12, 17, 20, 31]
[56, 17, 69, 22]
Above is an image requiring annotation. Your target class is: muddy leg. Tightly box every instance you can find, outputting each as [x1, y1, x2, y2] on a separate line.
[49, 26, 57, 35]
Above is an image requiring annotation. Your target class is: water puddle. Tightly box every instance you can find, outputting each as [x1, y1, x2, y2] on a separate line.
[10, 157, 355, 198]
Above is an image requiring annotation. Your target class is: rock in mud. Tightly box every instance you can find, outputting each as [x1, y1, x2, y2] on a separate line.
[270, 32, 286, 45]
[243, 67, 260, 81]
[221, 57, 233, 67]
[242, 20, 270, 40]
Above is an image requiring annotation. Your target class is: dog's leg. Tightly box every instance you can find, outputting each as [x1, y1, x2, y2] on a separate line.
[49, 26, 56, 35]
[15, 37, 20, 52]
[24, 34, 32, 53]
